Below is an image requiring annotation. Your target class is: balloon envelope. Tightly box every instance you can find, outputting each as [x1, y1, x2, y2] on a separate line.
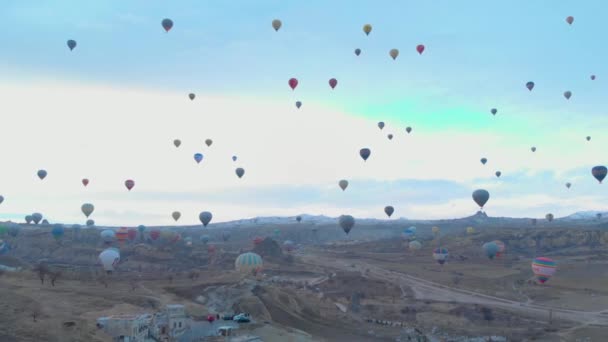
[564, 91, 572, 100]
[236, 168, 245, 178]
[354, 48, 361, 56]
[194, 153, 203, 164]
[566, 16, 574, 25]
[416, 44, 425, 54]
[189, 93, 195, 100]
[491, 108, 497, 115]
[288, 78, 298, 90]
[295, 101, 302, 109]
[67, 39, 77, 51]
[378, 122, 385, 130]
[532, 257, 557, 283]
[592, 166, 607, 183]
[339, 215, 355, 234]
[359, 148, 371, 161]
[82, 178, 89, 187]
[526, 81, 535, 91]
[172, 211, 181, 221]
[546, 213, 554, 222]
[389, 49, 399, 60]
[205, 139, 213, 147]
[199, 211, 213, 227]
[406, 127, 412, 134]
[101, 229, 116, 244]
[472, 189, 490, 208]
[125, 179, 135, 191]
[363, 24, 372, 35]
[235, 252, 263, 273]
[483, 242, 499, 259]
[81, 203, 94, 218]
[329, 78, 338, 89]
[272, 19, 282, 31]
[162, 18, 173, 32]
[99, 248, 120, 273]
[174, 139, 181, 147]
[409, 240, 422, 251]
[37, 170, 47, 180]
[384, 206, 394, 218]
[338, 179, 348, 191]
[433, 248, 449, 265]
[480, 158, 487, 165]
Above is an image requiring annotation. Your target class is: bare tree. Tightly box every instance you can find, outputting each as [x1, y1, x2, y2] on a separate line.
[31, 311, 38, 322]
[50, 271, 61, 287]
[33, 263, 49, 285]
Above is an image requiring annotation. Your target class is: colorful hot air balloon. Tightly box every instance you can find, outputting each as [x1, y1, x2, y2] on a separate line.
[409, 240, 422, 251]
[416, 44, 425, 55]
[125, 179, 135, 191]
[283, 240, 295, 252]
[272, 19, 282, 31]
[174, 139, 181, 147]
[189, 93, 195, 100]
[472, 189, 490, 209]
[526, 81, 535, 91]
[480, 158, 487, 165]
[483, 242, 499, 259]
[563, 91, 572, 100]
[161, 18, 174, 32]
[235, 168, 245, 178]
[354, 48, 361, 56]
[531, 257, 557, 284]
[592, 166, 607, 183]
[67, 39, 77, 51]
[81, 203, 94, 218]
[378, 122, 385, 130]
[389, 49, 399, 60]
[194, 153, 203, 164]
[288, 78, 298, 90]
[172, 211, 181, 221]
[338, 179, 349, 191]
[235, 252, 263, 274]
[127, 228, 137, 242]
[433, 247, 449, 265]
[199, 211, 212, 227]
[116, 227, 128, 244]
[99, 248, 120, 274]
[359, 148, 371, 161]
[329, 78, 338, 89]
[565, 16, 574, 25]
[339, 215, 355, 234]
[363, 24, 372, 36]
[295, 101, 302, 109]
[493, 240, 506, 257]
[402, 227, 416, 240]
[384, 206, 394, 218]
[82, 178, 89, 187]
[37, 169, 47, 180]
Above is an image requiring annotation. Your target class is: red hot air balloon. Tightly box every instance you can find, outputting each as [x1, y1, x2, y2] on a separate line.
[82, 178, 89, 187]
[150, 230, 160, 241]
[416, 44, 425, 55]
[288, 78, 298, 90]
[127, 228, 137, 242]
[116, 227, 129, 244]
[125, 179, 135, 191]
[329, 78, 338, 89]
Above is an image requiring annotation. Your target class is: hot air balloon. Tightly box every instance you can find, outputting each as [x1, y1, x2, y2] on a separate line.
[235, 168, 245, 178]
[592, 166, 607, 183]
[125, 179, 135, 191]
[586, 136, 591, 141]
[329, 78, 338, 89]
[25, 215, 33, 224]
[127, 228, 137, 242]
[406, 127, 412, 134]
[363, 24, 372, 35]
[137, 225, 145, 235]
[0, 196, 3, 205]
[378, 122, 385, 130]
[101, 229, 115, 244]
[288, 78, 298, 90]
[172, 211, 181, 221]
[0, 240, 10, 255]
[115, 227, 128, 244]
[480, 158, 487, 165]
[67, 39, 77, 51]
[546, 213, 554, 222]
[483, 242, 499, 259]
[466, 227, 475, 235]
[432, 226, 440, 236]
[86, 219, 94, 227]
[7, 224, 20, 238]
[188, 93, 195, 101]
[205, 139, 213, 147]
[184, 236, 193, 247]
[402, 227, 416, 240]
[82, 178, 89, 187]
[409, 240, 422, 251]
[531, 146, 537, 152]
[359, 148, 371, 161]
[472, 189, 490, 209]
[161, 18, 173, 32]
[591, 75, 596, 81]
[254, 236, 264, 246]
[416, 44, 425, 55]
[32, 213, 42, 225]
[232, 156, 237, 162]
[526, 81, 535, 91]
[433, 248, 449, 265]
[296, 216, 302, 222]
[51, 225, 64, 241]
[235, 252, 263, 274]
[354, 48, 361, 56]
[37, 169, 47, 180]
[339, 215, 355, 234]
[150, 230, 160, 241]
[338, 179, 349, 191]
[493, 240, 506, 257]
[81, 203, 94, 218]
[272, 19, 282, 31]
[565, 16, 574, 25]
[295, 101, 302, 109]
[491, 108, 497, 115]
[194, 153, 203, 164]
[199, 211, 212, 227]
[200, 235, 210, 244]
[283, 240, 295, 252]
[566, 182, 571, 189]
[531, 257, 557, 284]
[495, 171, 501, 178]
[384, 206, 394, 218]
[389, 49, 399, 60]
[99, 248, 120, 274]
[563, 91, 572, 100]
[387, 134, 393, 140]
[174, 139, 181, 147]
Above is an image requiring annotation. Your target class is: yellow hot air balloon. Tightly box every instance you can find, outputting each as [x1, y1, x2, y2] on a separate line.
[363, 24, 372, 36]
[432, 226, 440, 236]
[466, 227, 475, 235]
[389, 48, 399, 60]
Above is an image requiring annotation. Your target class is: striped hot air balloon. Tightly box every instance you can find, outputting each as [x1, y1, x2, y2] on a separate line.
[531, 257, 557, 284]
[433, 247, 449, 265]
[116, 227, 129, 244]
[235, 252, 263, 274]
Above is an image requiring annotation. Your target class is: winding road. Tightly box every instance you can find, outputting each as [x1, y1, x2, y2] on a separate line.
[301, 254, 608, 327]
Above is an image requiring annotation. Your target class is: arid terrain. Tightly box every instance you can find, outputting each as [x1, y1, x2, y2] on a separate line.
[1, 218, 608, 341]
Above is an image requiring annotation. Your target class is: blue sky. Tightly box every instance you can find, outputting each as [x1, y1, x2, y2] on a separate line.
[0, 1, 606, 225]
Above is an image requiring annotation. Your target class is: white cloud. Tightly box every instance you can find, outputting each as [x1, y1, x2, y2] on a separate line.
[0, 80, 603, 225]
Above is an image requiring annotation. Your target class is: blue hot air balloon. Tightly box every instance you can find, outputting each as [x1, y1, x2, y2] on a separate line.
[194, 153, 203, 164]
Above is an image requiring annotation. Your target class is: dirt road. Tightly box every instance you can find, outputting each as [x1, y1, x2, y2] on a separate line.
[301, 254, 608, 327]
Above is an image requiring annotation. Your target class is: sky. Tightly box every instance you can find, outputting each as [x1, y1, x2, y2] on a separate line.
[0, 0, 607, 226]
